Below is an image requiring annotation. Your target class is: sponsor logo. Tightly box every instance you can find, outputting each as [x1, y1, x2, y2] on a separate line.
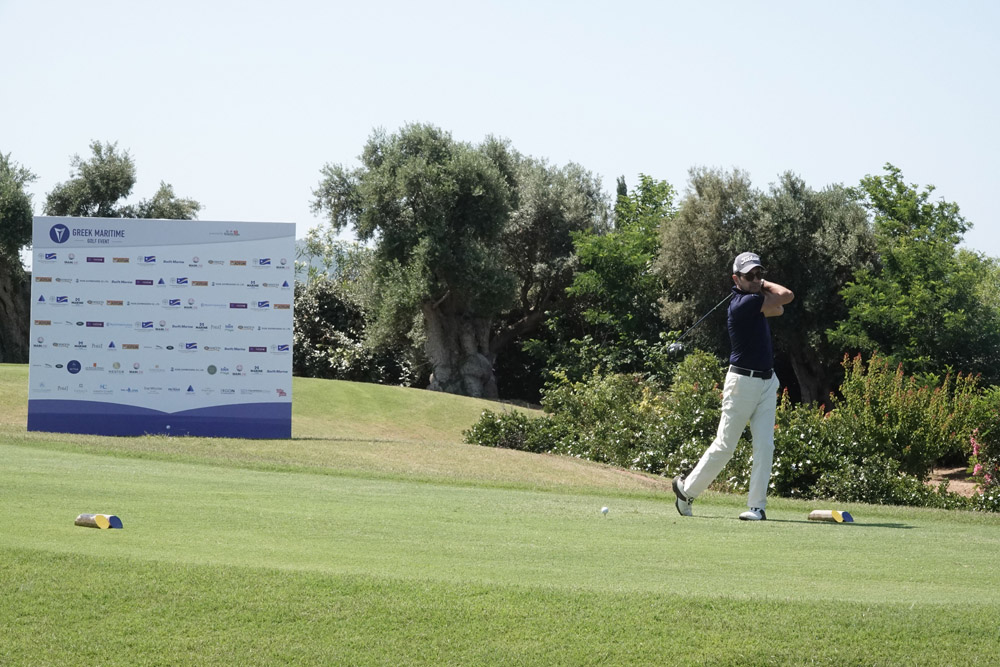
[185, 342, 198, 350]
[135, 279, 154, 286]
[34, 320, 52, 326]
[107, 300, 124, 306]
[229, 303, 247, 309]
[44, 252, 57, 260]
[55, 296, 69, 304]
[277, 388, 287, 397]
[256, 301, 270, 309]
[168, 299, 181, 307]
[175, 277, 188, 286]
[113, 257, 130, 263]
[249, 346, 267, 353]
[122, 344, 139, 350]
[50, 224, 70, 244]
[273, 303, 291, 310]
[87, 257, 105, 263]
[67, 360, 81, 374]
[192, 280, 208, 287]
[230, 260, 247, 266]
[277, 344, 290, 352]
[257, 258, 271, 266]
[35, 276, 52, 282]
[86, 321, 104, 328]
[142, 255, 156, 263]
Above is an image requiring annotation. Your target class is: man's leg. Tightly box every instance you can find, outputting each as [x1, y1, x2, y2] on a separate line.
[746, 374, 780, 510]
[682, 373, 758, 499]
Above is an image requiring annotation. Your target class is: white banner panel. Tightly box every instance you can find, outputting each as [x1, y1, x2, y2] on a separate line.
[28, 217, 294, 438]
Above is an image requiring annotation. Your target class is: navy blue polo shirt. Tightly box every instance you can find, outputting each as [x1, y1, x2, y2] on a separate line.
[727, 287, 772, 372]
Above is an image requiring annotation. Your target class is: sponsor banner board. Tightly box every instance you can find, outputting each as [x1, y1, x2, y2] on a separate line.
[28, 217, 294, 438]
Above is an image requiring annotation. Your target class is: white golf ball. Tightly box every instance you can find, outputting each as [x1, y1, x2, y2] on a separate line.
[601, 507, 609, 515]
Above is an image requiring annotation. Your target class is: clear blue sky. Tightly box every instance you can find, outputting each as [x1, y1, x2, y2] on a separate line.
[3, 0, 998, 264]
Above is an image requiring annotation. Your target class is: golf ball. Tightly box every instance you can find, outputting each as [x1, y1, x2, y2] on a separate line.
[601, 507, 609, 515]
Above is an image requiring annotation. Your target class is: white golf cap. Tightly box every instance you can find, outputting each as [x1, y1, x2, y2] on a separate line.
[733, 252, 763, 274]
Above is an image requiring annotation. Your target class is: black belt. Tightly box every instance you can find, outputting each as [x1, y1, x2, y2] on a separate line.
[729, 365, 773, 379]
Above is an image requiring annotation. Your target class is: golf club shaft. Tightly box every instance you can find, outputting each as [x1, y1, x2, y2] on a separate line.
[677, 292, 733, 341]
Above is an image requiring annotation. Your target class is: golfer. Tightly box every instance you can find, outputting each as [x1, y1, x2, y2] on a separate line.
[672, 252, 794, 521]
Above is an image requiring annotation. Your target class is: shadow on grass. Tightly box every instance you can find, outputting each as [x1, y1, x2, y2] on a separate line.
[769, 519, 914, 530]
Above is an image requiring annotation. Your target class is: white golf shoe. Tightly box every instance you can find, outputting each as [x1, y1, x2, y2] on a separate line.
[739, 507, 767, 521]
[672, 476, 693, 517]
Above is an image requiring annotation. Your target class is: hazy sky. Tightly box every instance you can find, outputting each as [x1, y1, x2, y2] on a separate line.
[3, 1, 998, 265]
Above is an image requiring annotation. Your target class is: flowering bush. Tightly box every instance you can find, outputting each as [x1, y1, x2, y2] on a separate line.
[832, 354, 988, 477]
[968, 388, 1000, 511]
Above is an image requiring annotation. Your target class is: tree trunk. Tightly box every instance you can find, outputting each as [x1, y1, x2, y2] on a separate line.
[422, 303, 498, 399]
[787, 344, 833, 407]
[0, 254, 30, 363]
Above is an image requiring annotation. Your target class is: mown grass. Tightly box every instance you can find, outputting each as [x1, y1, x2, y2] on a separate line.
[3, 364, 1000, 665]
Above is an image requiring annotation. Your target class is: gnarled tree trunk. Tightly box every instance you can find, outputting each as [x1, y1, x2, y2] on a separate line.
[422, 302, 498, 399]
[0, 254, 30, 363]
[787, 344, 835, 407]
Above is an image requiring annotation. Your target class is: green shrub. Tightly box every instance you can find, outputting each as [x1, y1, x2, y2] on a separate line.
[770, 395, 850, 499]
[465, 350, 729, 478]
[540, 370, 666, 468]
[462, 409, 550, 454]
[464, 350, 1000, 513]
[813, 455, 970, 510]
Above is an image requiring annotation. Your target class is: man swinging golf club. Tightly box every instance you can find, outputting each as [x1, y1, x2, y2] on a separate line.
[673, 252, 794, 521]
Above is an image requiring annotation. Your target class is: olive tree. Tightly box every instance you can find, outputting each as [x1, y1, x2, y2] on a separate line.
[44, 140, 200, 219]
[0, 152, 36, 361]
[312, 124, 607, 398]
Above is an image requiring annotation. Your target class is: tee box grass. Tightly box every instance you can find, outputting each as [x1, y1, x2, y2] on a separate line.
[2, 364, 999, 665]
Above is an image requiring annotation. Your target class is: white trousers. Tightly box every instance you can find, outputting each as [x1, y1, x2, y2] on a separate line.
[683, 370, 779, 509]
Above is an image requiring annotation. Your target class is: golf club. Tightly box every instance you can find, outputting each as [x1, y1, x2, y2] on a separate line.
[667, 292, 734, 354]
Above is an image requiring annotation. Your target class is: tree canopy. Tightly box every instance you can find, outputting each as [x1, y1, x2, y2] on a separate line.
[828, 164, 1000, 383]
[522, 174, 675, 387]
[0, 152, 36, 258]
[44, 141, 201, 220]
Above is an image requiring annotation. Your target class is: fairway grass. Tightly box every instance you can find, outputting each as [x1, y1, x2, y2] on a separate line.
[3, 364, 1000, 665]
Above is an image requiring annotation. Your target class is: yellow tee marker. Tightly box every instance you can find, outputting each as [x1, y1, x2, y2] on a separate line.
[74, 513, 123, 529]
[808, 510, 854, 523]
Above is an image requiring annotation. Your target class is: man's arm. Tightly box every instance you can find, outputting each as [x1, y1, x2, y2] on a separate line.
[761, 280, 794, 317]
